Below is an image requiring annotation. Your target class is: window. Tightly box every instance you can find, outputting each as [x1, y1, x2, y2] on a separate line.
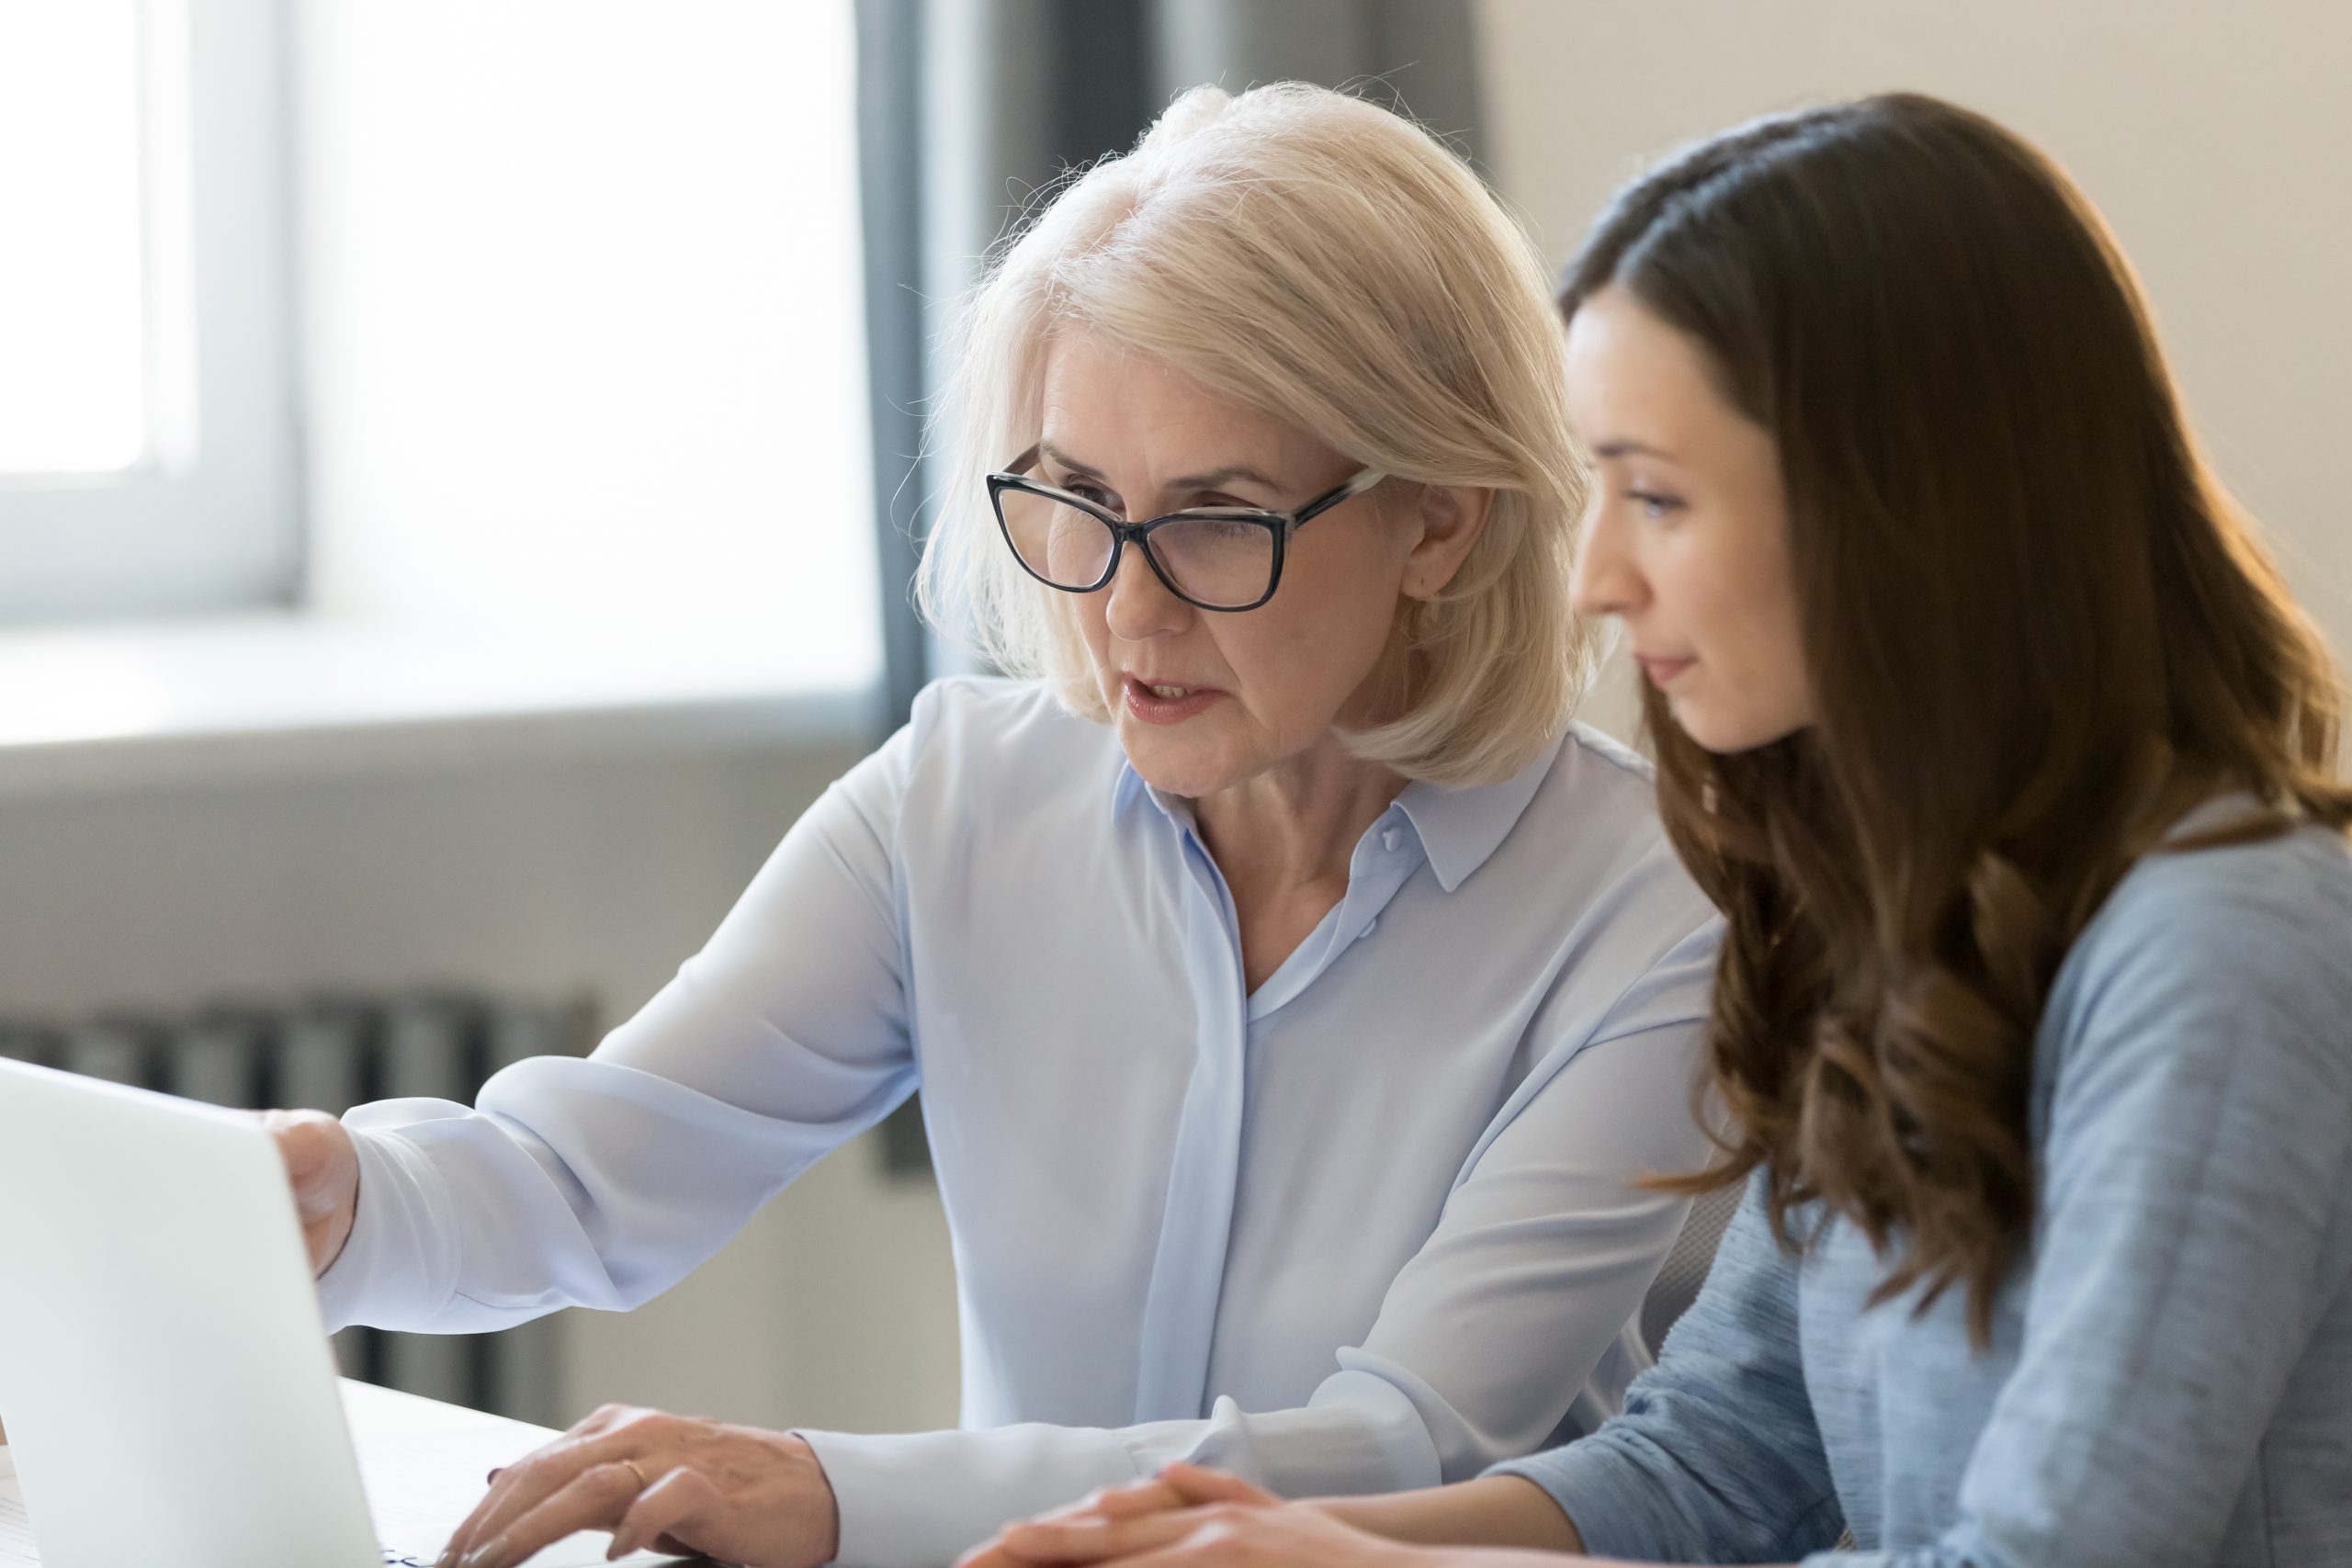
[1, 0, 877, 716]
[295, 1, 879, 684]
[0, 0, 300, 624]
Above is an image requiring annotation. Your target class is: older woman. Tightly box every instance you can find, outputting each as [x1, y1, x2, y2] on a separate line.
[275, 84, 1720, 1568]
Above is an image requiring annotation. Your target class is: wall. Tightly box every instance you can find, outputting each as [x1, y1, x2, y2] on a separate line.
[1476, 0, 2352, 751]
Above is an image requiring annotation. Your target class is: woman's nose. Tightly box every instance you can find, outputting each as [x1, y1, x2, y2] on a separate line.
[1102, 542, 1193, 640]
[1570, 510, 1645, 621]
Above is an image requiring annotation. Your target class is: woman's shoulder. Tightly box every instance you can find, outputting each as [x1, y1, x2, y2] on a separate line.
[2045, 808, 2352, 1081]
[908, 670, 1085, 730]
[1553, 719, 1666, 806]
[1469, 719, 1719, 953]
[1513, 720, 1691, 885]
[899, 674, 1117, 768]
[874, 674, 1125, 824]
[2086, 807, 2352, 961]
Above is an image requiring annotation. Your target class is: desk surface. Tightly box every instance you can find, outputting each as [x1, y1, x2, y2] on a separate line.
[1, 1380, 673, 1567]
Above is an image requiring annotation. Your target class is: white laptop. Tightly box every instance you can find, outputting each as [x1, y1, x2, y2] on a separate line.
[0, 1055, 683, 1568]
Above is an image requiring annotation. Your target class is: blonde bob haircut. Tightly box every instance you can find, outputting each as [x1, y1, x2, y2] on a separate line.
[916, 82, 1591, 787]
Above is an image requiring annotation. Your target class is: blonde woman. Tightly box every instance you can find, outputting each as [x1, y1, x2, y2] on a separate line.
[274, 85, 1720, 1568]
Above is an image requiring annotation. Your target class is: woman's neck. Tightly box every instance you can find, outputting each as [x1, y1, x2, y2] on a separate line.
[1191, 739, 1410, 990]
[1193, 739, 1407, 888]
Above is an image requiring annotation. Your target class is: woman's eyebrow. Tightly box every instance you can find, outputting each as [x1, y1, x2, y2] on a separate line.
[1167, 464, 1283, 493]
[1591, 439, 1677, 462]
[1037, 445, 1284, 496]
[1036, 440, 1104, 479]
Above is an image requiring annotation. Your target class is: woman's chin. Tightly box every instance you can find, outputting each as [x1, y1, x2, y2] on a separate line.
[1672, 696, 1811, 755]
[1117, 724, 1244, 801]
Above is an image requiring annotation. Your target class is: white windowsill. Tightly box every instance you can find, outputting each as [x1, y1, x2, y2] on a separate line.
[0, 612, 882, 798]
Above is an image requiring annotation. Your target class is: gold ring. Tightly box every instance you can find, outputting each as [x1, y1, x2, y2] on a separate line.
[617, 1458, 650, 1493]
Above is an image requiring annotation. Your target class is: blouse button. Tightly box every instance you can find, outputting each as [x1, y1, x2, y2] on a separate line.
[1380, 826, 1402, 852]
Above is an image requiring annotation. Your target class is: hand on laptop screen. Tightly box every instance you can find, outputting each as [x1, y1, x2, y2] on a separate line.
[263, 1110, 361, 1276]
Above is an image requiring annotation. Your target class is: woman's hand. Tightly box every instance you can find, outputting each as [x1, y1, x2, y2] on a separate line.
[432, 1403, 840, 1568]
[263, 1109, 359, 1277]
[960, 1462, 1272, 1568]
[961, 1465, 1408, 1568]
[962, 1465, 1609, 1568]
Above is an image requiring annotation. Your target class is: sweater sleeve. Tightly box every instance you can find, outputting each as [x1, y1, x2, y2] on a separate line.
[1487, 1169, 1847, 1563]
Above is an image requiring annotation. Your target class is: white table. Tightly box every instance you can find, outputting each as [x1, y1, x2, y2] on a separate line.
[1, 1380, 676, 1566]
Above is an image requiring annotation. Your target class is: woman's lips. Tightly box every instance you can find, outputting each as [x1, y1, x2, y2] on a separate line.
[1123, 675, 1223, 725]
[1635, 655, 1696, 686]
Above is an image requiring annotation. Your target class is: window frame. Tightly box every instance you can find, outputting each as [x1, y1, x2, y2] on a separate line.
[0, 0, 300, 625]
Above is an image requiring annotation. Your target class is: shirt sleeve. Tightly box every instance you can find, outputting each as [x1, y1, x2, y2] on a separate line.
[800, 918, 1725, 1568]
[1487, 1168, 1846, 1563]
[1803, 851, 2352, 1568]
[314, 705, 922, 1337]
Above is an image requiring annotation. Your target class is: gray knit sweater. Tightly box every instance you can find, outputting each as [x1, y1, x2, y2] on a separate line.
[1496, 813, 2352, 1567]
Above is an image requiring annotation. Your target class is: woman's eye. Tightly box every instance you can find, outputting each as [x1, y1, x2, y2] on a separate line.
[1626, 490, 1685, 520]
[1180, 518, 1261, 541]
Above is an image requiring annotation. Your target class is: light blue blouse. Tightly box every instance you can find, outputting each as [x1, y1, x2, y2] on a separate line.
[1495, 809, 2352, 1567]
[317, 676, 1722, 1568]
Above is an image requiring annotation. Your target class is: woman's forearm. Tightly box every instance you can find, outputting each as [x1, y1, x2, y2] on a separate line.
[1315, 1476, 1584, 1554]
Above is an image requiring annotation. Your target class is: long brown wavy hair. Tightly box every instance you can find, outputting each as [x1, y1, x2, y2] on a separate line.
[1567, 94, 2352, 1339]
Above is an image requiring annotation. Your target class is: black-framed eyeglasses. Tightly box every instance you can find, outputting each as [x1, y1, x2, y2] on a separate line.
[986, 446, 1387, 613]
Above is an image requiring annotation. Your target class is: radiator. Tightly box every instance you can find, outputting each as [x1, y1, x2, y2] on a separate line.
[0, 990, 596, 1427]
